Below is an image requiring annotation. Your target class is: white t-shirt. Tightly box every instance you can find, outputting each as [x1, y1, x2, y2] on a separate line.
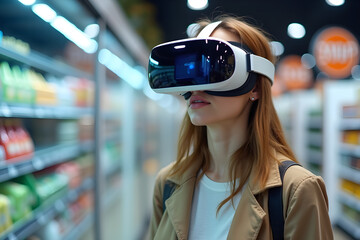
[188, 174, 243, 240]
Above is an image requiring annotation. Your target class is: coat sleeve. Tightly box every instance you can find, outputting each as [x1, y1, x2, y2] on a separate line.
[148, 165, 172, 239]
[283, 167, 334, 240]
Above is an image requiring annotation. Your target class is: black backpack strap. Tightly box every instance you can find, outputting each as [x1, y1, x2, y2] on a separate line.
[163, 180, 176, 212]
[269, 160, 301, 240]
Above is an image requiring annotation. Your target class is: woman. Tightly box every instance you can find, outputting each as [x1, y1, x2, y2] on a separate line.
[148, 16, 333, 240]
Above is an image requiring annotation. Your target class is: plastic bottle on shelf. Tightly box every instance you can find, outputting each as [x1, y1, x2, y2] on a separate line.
[0, 62, 17, 103]
[0, 119, 10, 161]
[4, 119, 21, 160]
[13, 119, 34, 158]
[0, 194, 12, 234]
[12, 65, 35, 105]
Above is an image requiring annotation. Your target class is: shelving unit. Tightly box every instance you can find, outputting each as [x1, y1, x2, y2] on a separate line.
[0, 1, 98, 239]
[0, 0, 180, 239]
[274, 81, 360, 239]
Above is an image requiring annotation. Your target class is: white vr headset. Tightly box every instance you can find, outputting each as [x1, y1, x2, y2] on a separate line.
[147, 21, 275, 98]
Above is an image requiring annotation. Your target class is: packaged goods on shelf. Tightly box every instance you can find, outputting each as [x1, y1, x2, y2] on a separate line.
[55, 162, 82, 189]
[342, 203, 360, 225]
[0, 182, 32, 222]
[33, 171, 69, 205]
[0, 194, 12, 234]
[12, 65, 36, 104]
[341, 178, 360, 199]
[27, 69, 57, 106]
[75, 154, 94, 180]
[78, 116, 94, 142]
[0, 118, 34, 161]
[47, 76, 76, 107]
[343, 130, 360, 145]
[343, 104, 360, 118]
[57, 120, 79, 144]
[0, 35, 30, 55]
[0, 62, 17, 103]
[65, 77, 94, 108]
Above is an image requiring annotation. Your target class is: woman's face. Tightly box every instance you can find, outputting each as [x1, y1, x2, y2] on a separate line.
[187, 28, 254, 127]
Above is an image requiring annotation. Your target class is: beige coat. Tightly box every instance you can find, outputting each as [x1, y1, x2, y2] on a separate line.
[149, 154, 334, 240]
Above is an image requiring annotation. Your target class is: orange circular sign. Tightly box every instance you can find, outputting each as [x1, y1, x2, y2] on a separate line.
[276, 55, 313, 91]
[312, 27, 359, 79]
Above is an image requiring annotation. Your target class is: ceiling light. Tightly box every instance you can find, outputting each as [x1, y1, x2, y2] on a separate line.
[270, 41, 284, 56]
[51, 16, 98, 53]
[98, 49, 145, 89]
[18, 0, 36, 5]
[287, 23, 306, 39]
[326, 0, 345, 6]
[84, 24, 100, 38]
[32, 4, 57, 22]
[187, 0, 208, 10]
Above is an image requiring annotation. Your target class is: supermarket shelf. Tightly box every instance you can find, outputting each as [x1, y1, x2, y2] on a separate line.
[308, 116, 323, 129]
[63, 213, 93, 240]
[307, 148, 323, 165]
[340, 143, 360, 158]
[339, 165, 360, 184]
[0, 102, 93, 119]
[104, 184, 122, 210]
[0, 178, 94, 240]
[336, 215, 360, 240]
[339, 191, 360, 212]
[340, 118, 360, 130]
[0, 141, 94, 183]
[0, 46, 91, 79]
[307, 132, 322, 148]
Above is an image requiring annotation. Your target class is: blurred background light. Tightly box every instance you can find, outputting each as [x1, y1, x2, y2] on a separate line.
[351, 65, 360, 79]
[301, 53, 316, 69]
[32, 4, 57, 22]
[287, 23, 306, 39]
[326, 0, 345, 6]
[270, 41, 285, 56]
[18, 0, 36, 6]
[187, 0, 208, 10]
[84, 23, 100, 38]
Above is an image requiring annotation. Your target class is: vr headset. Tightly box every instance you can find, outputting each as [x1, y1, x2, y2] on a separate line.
[147, 21, 275, 99]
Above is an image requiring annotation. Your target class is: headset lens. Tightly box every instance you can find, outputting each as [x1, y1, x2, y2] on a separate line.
[148, 39, 235, 89]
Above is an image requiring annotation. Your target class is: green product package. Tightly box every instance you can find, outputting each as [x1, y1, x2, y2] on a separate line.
[0, 182, 32, 222]
[0, 62, 17, 103]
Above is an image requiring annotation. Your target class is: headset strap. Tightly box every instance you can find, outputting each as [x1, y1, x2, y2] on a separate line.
[269, 160, 301, 240]
[196, 21, 222, 38]
[249, 54, 275, 84]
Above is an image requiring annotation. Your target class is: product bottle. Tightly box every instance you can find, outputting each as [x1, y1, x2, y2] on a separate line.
[4, 119, 20, 160]
[0, 120, 10, 161]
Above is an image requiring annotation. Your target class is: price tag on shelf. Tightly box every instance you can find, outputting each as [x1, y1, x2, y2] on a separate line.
[37, 214, 47, 226]
[55, 199, 66, 212]
[8, 165, 18, 178]
[7, 232, 18, 240]
[32, 157, 44, 170]
[34, 107, 45, 118]
[1, 103, 11, 117]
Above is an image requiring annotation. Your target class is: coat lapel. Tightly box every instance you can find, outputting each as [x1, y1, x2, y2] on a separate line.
[227, 185, 266, 239]
[228, 158, 285, 239]
[165, 160, 202, 240]
[166, 177, 197, 240]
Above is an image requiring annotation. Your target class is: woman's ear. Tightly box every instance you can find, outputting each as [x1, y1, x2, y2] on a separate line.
[249, 83, 260, 101]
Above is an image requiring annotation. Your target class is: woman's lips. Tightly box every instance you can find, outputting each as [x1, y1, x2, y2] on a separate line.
[189, 95, 210, 109]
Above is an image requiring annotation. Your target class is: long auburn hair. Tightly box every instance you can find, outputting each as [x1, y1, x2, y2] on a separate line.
[168, 15, 297, 211]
